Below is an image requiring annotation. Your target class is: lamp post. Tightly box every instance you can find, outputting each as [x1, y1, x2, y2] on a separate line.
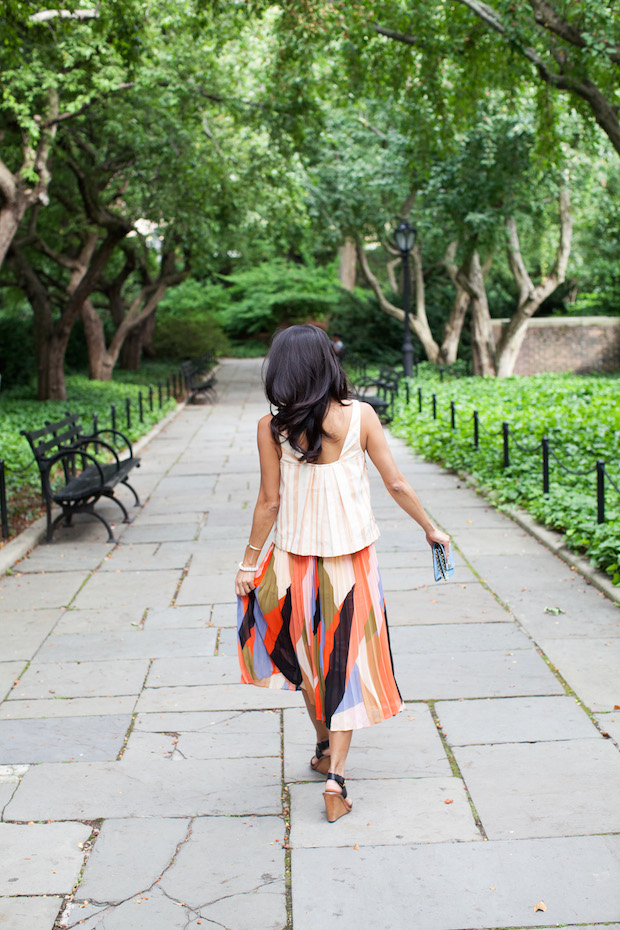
[394, 220, 417, 378]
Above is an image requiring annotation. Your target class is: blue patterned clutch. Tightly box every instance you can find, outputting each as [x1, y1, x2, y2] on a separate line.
[432, 542, 454, 582]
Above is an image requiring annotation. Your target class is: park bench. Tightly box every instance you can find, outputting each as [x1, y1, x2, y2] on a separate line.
[354, 366, 400, 423]
[22, 413, 141, 543]
[180, 356, 217, 404]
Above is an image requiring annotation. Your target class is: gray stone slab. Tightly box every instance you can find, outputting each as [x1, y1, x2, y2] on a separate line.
[71, 817, 285, 930]
[67, 888, 190, 929]
[105, 522, 199, 544]
[395, 648, 563, 701]
[290, 776, 479, 848]
[135, 682, 303, 713]
[437, 696, 600, 745]
[124, 709, 281, 761]
[99, 542, 194, 572]
[0, 714, 131, 763]
[457, 527, 554, 558]
[35, 628, 217, 663]
[130, 510, 202, 525]
[0, 896, 63, 930]
[159, 816, 285, 928]
[6, 757, 282, 819]
[54, 606, 143, 634]
[14, 544, 106, 573]
[291, 835, 620, 930]
[12, 658, 149, 699]
[145, 604, 212, 629]
[0, 609, 63, 660]
[78, 817, 190, 902]
[147, 655, 237, 687]
[175, 570, 235, 605]
[211, 601, 237, 626]
[455, 739, 620, 839]
[536, 637, 620, 712]
[284, 705, 451, 782]
[390, 622, 531, 654]
[386, 582, 511, 625]
[70, 569, 181, 610]
[0, 821, 90, 894]
[216, 626, 238, 655]
[380, 564, 477, 590]
[0, 570, 85, 610]
[595, 712, 620, 745]
[0, 696, 136, 719]
[0, 661, 25, 700]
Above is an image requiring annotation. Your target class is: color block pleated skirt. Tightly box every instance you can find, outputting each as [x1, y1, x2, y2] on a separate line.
[237, 543, 403, 731]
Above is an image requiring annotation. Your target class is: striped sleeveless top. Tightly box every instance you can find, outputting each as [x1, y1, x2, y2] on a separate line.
[273, 400, 380, 557]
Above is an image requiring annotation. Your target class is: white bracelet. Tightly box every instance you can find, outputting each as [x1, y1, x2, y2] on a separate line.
[239, 562, 257, 572]
[247, 543, 261, 551]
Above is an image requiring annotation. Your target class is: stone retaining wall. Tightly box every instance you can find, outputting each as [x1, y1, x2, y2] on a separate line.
[491, 316, 620, 375]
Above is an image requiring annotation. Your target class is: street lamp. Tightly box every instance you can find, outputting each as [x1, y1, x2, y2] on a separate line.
[394, 220, 417, 378]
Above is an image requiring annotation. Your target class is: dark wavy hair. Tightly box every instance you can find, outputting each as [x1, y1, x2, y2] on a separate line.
[263, 324, 350, 463]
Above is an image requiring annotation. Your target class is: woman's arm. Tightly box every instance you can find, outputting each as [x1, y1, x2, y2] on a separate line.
[235, 415, 281, 596]
[360, 402, 450, 550]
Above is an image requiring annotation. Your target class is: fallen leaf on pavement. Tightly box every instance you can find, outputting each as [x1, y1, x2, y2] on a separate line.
[533, 901, 547, 912]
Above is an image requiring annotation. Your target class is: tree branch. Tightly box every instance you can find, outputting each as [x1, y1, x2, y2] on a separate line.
[528, 0, 620, 65]
[374, 25, 418, 46]
[30, 8, 99, 23]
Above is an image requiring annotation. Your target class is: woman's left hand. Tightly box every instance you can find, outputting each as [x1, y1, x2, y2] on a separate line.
[236, 568, 257, 597]
[425, 525, 451, 555]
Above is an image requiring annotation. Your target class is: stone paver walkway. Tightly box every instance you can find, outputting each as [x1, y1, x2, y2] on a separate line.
[1, 358, 619, 930]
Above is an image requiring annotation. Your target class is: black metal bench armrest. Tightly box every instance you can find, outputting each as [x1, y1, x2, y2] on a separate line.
[42, 449, 105, 499]
[70, 436, 122, 469]
[92, 427, 134, 459]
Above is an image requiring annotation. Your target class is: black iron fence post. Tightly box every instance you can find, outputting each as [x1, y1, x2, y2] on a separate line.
[432, 393, 437, 420]
[450, 400, 456, 429]
[92, 412, 98, 434]
[502, 422, 510, 468]
[542, 436, 550, 494]
[139, 391, 144, 423]
[597, 460, 605, 524]
[158, 381, 163, 408]
[111, 404, 117, 432]
[405, 381, 410, 406]
[166, 377, 171, 400]
[473, 410, 479, 448]
[149, 385, 154, 412]
[418, 386, 422, 413]
[439, 366, 444, 382]
[125, 397, 131, 430]
[0, 460, 9, 539]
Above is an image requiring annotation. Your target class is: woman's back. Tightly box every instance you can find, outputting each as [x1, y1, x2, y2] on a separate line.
[275, 399, 380, 558]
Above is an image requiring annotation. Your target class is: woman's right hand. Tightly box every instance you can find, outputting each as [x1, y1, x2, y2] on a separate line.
[235, 568, 257, 597]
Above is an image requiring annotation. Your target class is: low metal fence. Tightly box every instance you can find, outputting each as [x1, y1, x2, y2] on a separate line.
[406, 384, 620, 525]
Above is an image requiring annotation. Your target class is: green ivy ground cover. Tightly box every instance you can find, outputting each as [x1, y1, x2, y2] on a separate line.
[392, 372, 620, 585]
[0, 375, 177, 534]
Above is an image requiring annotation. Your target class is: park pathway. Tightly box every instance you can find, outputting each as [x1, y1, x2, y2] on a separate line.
[0, 357, 619, 930]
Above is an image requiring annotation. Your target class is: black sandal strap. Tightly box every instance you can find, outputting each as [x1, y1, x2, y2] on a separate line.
[325, 772, 347, 798]
[315, 739, 329, 758]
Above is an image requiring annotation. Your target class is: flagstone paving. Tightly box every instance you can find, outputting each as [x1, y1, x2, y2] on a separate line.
[0, 357, 618, 930]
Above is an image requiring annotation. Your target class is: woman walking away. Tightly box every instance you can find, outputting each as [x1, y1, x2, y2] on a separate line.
[235, 325, 450, 822]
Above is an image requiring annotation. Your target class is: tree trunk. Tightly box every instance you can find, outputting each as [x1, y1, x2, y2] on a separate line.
[356, 240, 440, 362]
[458, 250, 496, 376]
[141, 313, 157, 358]
[495, 189, 573, 378]
[0, 204, 27, 269]
[120, 326, 144, 370]
[80, 300, 115, 380]
[439, 286, 470, 364]
[338, 237, 357, 290]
